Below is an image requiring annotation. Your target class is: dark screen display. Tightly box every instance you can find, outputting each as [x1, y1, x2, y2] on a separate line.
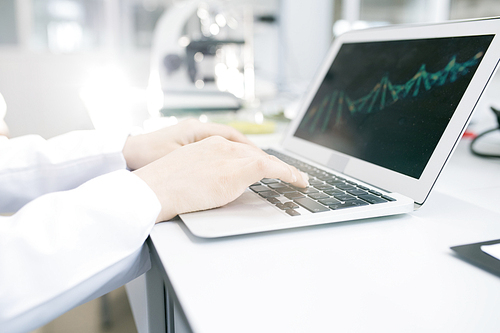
[294, 35, 494, 179]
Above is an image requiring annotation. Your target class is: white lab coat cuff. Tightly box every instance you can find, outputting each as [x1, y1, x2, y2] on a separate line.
[0, 130, 131, 213]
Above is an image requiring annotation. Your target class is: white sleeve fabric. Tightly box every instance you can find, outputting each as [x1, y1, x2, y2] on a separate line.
[0, 130, 129, 213]
[0, 170, 161, 333]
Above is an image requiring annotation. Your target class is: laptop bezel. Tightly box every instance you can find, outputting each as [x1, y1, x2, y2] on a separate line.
[282, 17, 500, 206]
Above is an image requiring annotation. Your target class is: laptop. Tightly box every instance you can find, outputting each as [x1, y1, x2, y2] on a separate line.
[180, 17, 500, 238]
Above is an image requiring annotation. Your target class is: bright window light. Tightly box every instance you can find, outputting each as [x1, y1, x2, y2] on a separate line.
[47, 21, 83, 53]
[80, 65, 144, 131]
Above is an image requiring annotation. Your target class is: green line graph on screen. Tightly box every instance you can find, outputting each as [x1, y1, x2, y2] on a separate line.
[301, 51, 485, 134]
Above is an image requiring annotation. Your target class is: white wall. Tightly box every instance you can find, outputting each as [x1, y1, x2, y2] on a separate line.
[0, 51, 92, 139]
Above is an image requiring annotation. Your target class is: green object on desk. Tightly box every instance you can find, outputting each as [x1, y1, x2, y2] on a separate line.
[227, 121, 276, 134]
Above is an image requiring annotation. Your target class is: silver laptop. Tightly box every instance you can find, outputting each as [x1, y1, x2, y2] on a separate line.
[180, 17, 500, 238]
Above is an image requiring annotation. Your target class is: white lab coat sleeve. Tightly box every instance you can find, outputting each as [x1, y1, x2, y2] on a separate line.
[0, 130, 129, 213]
[0, 170, 162, 333]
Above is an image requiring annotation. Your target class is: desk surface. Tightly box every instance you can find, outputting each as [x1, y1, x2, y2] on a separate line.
[150, 138, 500, 333]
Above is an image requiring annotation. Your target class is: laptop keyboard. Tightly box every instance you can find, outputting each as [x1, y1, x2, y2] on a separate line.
[249, 149, 395, 217]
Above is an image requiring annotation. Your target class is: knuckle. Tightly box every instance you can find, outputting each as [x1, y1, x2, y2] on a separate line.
[255, 155, 273, 172]
[204, 135, 236, 153]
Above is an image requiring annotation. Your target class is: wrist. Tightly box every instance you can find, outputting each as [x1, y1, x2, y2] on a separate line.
[133, 165, 178, 223]
[122, 134, 148, 170]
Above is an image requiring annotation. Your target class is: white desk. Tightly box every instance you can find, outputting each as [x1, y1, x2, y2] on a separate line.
[139, 138, 500, 333]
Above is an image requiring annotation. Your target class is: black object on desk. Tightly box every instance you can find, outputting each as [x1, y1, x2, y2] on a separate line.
[469, 106, 500, 158]
[451, 239, 500, 278]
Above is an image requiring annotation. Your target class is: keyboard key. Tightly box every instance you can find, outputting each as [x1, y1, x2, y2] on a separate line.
[276, 203, 287, 210]
[294, 197, 330, 213]
[316, 173, 333, 181]
[351, 199, 370, 206]
[285, 209, 301, 216]
[308, 192, 330, 200]
[283, 201, 299, 209]
[324, 189, 344, 196]
[319, 197, 341, 205]
[309, 179, 324, 186]
[369, 190, 383, 196]
[333, 193, 357, 201]
[329, 200, 368, 210]
[326, 179, 345, 186]
[285, 192, 305, 200]
[314, 184, 335, 191]
[261, 178, 279, 184]
[268, 183, 295, 193]
[275, 187, 297, 194]
[258, 190, 280, 198]
[336, 184, 356, 191]
[268, 183, 288, 189]
[267, 197, 280, 204]
[347, 189, 369, 196]
[250, 185, 270, 192]
[358, 194, 388, 204]
[382, 195, 396, 201]
[296, 187, 319, 194]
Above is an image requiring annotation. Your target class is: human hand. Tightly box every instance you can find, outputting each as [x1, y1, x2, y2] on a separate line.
[122, 118, 254, 170]
[133, 136, 309, 222]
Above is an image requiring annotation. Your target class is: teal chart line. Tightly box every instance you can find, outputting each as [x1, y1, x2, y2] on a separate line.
[301, 51, 485, 133]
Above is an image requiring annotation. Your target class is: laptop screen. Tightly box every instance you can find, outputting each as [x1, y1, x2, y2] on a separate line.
[293, 35, 494, 179]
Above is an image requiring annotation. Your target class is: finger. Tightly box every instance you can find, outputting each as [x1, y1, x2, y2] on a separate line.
[239, 154, 309, 188]
[195, 136, 308, 187]
[235, 144, 309, 186]
[219, 141, 309, 186]
[199, 136, 265, 160]
[195, 122, 256, 146]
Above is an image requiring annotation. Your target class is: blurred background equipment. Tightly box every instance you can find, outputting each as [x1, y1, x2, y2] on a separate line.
[147, 0, 249, 115]
[470, 106, 500, 158]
